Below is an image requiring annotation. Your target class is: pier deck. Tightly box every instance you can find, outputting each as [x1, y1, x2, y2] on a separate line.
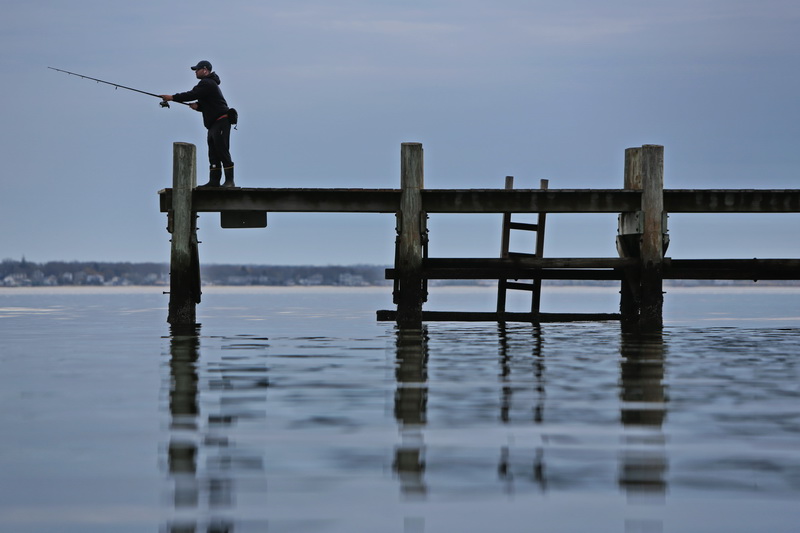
[159, 142, 800, 330]
[159, 188, 800, 214]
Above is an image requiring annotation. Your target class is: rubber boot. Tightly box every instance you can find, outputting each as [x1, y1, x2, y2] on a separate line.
[198, 167, 222, 188]
[222, 165, 236, 188]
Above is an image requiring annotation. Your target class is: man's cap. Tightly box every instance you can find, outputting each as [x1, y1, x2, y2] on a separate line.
[191, 60, 212, 71]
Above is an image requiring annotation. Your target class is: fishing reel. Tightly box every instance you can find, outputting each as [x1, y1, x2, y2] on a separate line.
[159, 100, 170, 108]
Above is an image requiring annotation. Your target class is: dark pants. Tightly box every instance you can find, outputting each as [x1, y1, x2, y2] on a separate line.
[207, 117, 233, 169]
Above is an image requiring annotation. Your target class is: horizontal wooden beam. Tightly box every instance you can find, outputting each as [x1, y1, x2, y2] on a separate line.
[159, 188, 642, 214]
[666, 258, 800, 269]
[200, 188, 400, 213]
[384, 258, 800, 281]
[425, 257, 638, 268]
[665, 258, 800, 280]
[420, 189, 640, 213]
[159, 188, 401, 213]
[386, 257, 635, 281]
[664, 190, 800, 212]
[158, 188, 800, 214]
[386, 268, 623, 280]
[376, 310, 622, 322]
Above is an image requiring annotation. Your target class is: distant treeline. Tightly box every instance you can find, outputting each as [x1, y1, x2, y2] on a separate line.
[200, 263, 390, 286]
[2, 258, 798, 288]
[0, 259, 390, 287]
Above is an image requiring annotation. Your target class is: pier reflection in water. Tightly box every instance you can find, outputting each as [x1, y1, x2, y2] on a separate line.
[165, 325, 269, 533]
[391, 323, 670, 505]
[497, 324, 548, 493]
[163, 321, 672, 529]
[2, 289, 798, 532]
[393, 327, 429, 496]
[156, 303, 798, 532]
[618, 331, 667, 499]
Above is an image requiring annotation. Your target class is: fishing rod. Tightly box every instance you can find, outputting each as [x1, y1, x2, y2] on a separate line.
[48, 66, 190, 108]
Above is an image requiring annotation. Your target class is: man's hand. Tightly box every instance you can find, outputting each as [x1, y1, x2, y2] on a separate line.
[160, 94, 173, 101]
[189, 103, 199, 110]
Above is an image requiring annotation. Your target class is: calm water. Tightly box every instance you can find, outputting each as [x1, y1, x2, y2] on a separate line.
[0, 286, 799, 533]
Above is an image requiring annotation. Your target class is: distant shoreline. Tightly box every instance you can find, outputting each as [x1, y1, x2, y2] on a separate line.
[2, 285, 799, 296]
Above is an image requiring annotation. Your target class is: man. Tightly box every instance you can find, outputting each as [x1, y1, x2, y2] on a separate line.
[161, 60, 235, 187]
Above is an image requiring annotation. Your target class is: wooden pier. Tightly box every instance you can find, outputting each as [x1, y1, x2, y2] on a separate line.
[159, 142, 800, 331]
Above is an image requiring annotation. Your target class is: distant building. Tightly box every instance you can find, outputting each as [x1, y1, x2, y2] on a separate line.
[3, 274, 27, 287]
[339, 273, 367, 286]
[298, 274, 324, 286]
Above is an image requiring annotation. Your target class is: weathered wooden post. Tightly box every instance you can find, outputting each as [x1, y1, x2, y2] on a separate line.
[639, 145, 665, 330]
[394, 143, 426, 328]
[618, 148, 643, 326]
[168, 142, 201, 326]
[617, 145, 665, 331]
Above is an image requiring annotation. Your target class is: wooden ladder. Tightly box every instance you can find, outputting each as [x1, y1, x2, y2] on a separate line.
[496, 177, 549, 315]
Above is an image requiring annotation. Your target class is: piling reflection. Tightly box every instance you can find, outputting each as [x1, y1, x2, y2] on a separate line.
[393, 326, 429, 497]
[167, 325, 202, 514]
[497, 323, 546, 424]
[164, 325, 267, 533]
[618, 330, 668, 500]
[497, 324, 548, 493]
[391, 322, 670, 502]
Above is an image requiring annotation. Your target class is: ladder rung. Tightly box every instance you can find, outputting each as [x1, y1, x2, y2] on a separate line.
[508, 252, 538, 259]
[509, 222, 539, 231]
[504, 281, 536, 291]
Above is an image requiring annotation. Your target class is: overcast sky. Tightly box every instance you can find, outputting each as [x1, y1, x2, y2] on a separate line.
[2, 0, 799, 265]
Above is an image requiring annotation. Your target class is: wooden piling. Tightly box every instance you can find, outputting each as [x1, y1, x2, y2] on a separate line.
[395, 143, 425, 328]
[618, 148, 642, 326]
[639, 145, 665, 330]
[168, 142, 200, 326]
[617, 145, 665, 331]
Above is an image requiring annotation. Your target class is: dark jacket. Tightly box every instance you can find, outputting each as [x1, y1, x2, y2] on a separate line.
[172, 72, 229, 129]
